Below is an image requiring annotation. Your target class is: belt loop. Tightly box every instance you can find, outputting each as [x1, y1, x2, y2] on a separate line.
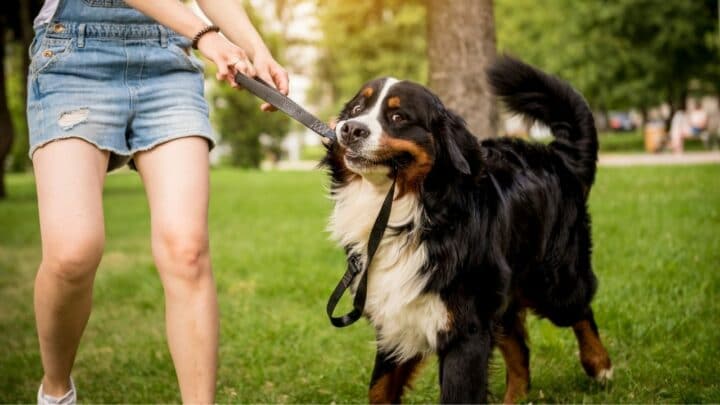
[159, 26, 168, 48]
[77, 23, 86, 48]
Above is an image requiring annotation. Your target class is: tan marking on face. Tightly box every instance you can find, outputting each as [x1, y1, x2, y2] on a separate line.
[387, 96, 401, 108]
[362, 87, 374, 98]
[379, 135, 434, 197]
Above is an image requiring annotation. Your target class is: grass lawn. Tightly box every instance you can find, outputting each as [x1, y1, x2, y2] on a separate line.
[597, 131, 707, 153]
[1, 165, 719, 403]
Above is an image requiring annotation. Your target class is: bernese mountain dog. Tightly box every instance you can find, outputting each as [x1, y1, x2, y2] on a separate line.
[322, 56, 612, 403]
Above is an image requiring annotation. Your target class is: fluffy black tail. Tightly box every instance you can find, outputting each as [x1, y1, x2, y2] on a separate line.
[487, 56, 598, 188]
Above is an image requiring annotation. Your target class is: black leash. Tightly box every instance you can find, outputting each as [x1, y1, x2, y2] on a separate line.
[326, 176, 396, 327]
[234, 73, 336, 141]
[234, 72, 394, 328]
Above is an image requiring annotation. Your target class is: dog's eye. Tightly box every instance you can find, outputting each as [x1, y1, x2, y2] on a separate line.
[351, 105, 363, 116]
[391, 113, 405, 123]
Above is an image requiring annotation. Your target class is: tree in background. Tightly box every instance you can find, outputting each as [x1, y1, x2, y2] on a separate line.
[311, 0, 427, 115]
[496, 0, 720, 128]
[0, 0, 41, 198]
[312, 0, 498, 138]
[210, 80, 291, 167]
[427, 0, 498, 139]
[209, 3, 291, 168]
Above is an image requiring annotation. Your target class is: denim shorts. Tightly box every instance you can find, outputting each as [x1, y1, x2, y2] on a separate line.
[27, 22, 215, 170]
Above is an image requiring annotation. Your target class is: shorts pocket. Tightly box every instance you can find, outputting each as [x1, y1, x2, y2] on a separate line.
[29, 36, 73, 77]
[167, 38, 205, 73]
[28, 33, 42, 60]
[83, 0, 131, 8]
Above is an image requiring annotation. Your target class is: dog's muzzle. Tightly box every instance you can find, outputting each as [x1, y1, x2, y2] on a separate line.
[339, 121, 371, 149]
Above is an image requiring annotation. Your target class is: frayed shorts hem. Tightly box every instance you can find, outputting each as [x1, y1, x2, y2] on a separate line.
[29, 132, 216, 171]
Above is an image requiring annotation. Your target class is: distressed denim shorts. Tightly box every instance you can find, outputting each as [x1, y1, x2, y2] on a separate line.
[27, 22, 215, 170]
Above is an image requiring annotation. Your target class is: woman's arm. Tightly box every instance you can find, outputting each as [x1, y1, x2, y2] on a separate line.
[195, 0, 289, 106]
[195, 0, 268, 61]
[124, 0, 208, 40]
[124, 0, 288, 111]
[124, 0, 255, 85]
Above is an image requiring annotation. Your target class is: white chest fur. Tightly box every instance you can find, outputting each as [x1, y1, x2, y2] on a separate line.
[329, 178, 449, 361]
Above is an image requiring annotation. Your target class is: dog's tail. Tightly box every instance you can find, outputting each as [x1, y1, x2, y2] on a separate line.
[487, 55, 598, 189]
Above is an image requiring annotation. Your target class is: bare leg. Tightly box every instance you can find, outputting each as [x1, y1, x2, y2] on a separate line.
[33, 139, 109, 396]
[134, 137, 217, 403]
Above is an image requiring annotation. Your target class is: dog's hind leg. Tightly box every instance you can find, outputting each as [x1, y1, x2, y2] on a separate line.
[498, 308, 530, 404]
[572, 307, 612, 383]
[368, 350, 424, 404]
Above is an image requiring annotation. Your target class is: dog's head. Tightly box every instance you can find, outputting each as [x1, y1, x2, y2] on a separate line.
[330, 78, 474, 193]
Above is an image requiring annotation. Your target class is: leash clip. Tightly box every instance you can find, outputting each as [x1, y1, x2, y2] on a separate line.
[347, 254, 362, 275]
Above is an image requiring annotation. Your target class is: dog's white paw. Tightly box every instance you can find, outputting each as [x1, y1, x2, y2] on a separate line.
[595, 366, 614, 383]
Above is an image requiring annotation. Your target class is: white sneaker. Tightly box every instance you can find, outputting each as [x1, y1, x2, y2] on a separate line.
[37, 377, 76, 405]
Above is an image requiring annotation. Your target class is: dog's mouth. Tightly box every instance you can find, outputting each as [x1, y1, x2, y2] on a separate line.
[344, 151, 386, 167]
[344, 150, 414, 171]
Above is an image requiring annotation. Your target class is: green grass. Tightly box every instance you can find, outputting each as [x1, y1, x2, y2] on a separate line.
[300, 145, 327, 161]
[598, 131, 706, 153]
[1, 166, 719, 403]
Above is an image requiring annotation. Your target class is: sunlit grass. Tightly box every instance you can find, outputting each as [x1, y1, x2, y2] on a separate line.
[1, 165, 718, 403]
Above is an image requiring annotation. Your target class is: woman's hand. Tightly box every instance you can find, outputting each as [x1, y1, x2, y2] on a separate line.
[197, 33, 289, 113]
[196, 32, 256, 88]
[123, 0, 289, 111]
[252, 51, 289, 112]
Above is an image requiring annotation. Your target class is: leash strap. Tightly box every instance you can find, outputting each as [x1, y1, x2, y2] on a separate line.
[234, 73, 336, 141]
[233, 72, 395, 327]
[326, 176, 397, 327]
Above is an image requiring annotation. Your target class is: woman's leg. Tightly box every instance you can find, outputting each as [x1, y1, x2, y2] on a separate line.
[134, 137, 217, 404]
[33, 139, 109, 396]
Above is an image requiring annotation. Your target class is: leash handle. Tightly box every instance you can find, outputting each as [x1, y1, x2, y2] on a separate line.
[234, 73, 336, 141]
[326, 176, 396, 327]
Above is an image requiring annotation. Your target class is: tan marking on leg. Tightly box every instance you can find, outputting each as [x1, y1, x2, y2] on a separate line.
[498, 312, 530, 404]
[387, 96, 401, 108]
[369, 357, 424, 404]
[573, 319, 612, 382]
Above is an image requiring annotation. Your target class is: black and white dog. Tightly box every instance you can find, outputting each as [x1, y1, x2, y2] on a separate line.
[322, 56, 612, 403]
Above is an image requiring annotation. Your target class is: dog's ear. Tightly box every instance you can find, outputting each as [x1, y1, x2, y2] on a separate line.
[434, 106, 471, 175]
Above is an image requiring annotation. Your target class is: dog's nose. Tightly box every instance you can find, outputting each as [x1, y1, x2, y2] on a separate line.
[340, 121, 370, 143]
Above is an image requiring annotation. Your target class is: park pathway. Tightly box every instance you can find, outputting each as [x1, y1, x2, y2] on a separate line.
[599, 151, 720, 166]
[273, 151, 720, 171]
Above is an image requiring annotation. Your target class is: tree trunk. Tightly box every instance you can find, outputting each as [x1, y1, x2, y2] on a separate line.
[11, 0, 34, 172]
[427, 0, 498, 139]
[0, 31, 15, 199]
